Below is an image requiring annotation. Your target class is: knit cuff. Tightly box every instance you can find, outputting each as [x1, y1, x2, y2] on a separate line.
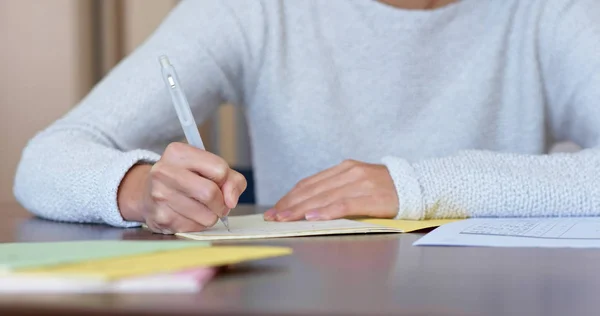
[381, 156, 425, 220]
[99, 149, 161, 228]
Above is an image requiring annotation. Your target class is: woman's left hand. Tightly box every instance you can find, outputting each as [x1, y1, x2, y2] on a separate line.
[264, 160, 399, 222]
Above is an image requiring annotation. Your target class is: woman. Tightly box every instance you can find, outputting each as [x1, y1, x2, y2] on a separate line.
[13, 0, 600, 233]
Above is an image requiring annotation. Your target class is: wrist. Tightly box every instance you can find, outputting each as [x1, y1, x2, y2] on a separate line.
[117, 163, 152, 222]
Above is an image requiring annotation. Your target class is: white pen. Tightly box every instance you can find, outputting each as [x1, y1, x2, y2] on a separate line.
[159, 55, 230, 232]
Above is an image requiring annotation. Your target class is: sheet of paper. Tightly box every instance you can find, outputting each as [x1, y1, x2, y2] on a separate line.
[0, 241, 209, 270]
[177, 214, 459, 241]
[414, 217, 600, 248]
[17, 246, 292, 280]
[0, 267, 217, 294]
[177, 214, 401, 241]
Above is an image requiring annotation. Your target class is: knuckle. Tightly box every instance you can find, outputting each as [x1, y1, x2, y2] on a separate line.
[152, 210, 174, 227]
[349, 165, 367, 178]
[164, 142, 187, 159]
[198, 183, 219, 202]
[150, 187, 168, 203]
[342, 159, 357, 167]
[212, 158, 230, 181]
[149, 163, 169, 181]
[295, 178, 310, 189]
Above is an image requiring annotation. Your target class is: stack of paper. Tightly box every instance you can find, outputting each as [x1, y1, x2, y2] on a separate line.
[177, 214, 457, 241]
[0, 241, 292, 293]
[0, 267, 217, 294]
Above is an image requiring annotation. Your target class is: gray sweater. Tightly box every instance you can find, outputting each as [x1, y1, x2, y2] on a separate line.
[13, 0, 600, 227]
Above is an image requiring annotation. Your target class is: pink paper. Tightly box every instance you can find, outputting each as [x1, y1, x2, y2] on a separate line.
[171, 267, 218, 282]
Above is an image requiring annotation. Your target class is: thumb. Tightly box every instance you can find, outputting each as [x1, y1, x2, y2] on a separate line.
[221, 169, 248, 209]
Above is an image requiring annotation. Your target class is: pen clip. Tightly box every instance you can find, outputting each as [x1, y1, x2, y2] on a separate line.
[167, 76, 176, 88]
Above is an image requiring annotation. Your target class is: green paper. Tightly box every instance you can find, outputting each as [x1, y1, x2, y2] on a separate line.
[0, 240, 209, 270]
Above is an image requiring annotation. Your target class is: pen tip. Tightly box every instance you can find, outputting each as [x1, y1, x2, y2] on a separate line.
[221, 217, 230, 232]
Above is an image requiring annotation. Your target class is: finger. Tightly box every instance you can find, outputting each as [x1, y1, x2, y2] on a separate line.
[162, 142, 231, 187]
[304, 199, 363, 221]
[165, 194, 220, 228]
[274, 165, 361, 213]
[150, 180, 220, 226]
[275, 182, 365, 222]
[293, 159, 357, 189]
[220, 169, 248, 209]
[263, 208, 277, 221]
[150, 205, 209, 233]
[145, 221, 168, 234]
[305, 196, 395, 221]
[160, 215, 208, 233]
[150, 164, 228, 217]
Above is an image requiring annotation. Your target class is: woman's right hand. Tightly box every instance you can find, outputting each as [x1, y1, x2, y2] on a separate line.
[117, 142, 247, 234]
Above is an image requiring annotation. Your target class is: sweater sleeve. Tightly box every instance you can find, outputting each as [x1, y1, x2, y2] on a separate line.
[382, 0, 600, 220]
[13, 0, 262, 227]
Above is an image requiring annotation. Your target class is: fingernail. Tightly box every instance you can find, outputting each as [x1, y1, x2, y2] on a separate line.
[305, 211, 322, 221]
[264, 209, 276, 220]
[276, 210, 293, 220]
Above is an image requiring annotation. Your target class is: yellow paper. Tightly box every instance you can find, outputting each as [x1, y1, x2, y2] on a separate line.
[177, 214, 460, 241]
[358, 218, 460, 232]
[17, 246, 292, 281]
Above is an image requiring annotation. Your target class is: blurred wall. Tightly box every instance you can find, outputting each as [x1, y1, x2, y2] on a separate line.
[0, 0, 246, 204]
[122, 0, 179, 54]
[0, 0, 95, 204]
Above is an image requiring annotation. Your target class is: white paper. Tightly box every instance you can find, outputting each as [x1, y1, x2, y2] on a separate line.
[0, 274, 202, 293]
[177, 214, 399, 241]
[413, 217, 600, 248]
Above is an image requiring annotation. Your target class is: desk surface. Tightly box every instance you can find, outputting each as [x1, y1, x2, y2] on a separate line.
[1, 202, 600, 316]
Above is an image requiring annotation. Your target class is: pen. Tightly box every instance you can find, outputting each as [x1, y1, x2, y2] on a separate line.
[159, 55, 230, 232]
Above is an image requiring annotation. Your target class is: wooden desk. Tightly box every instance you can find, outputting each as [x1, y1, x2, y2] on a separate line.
[1, 201, 600, 316]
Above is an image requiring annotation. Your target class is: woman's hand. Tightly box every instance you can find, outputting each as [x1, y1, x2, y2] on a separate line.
[118, 142, 247, 234]
[264, 160, 398, 222]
